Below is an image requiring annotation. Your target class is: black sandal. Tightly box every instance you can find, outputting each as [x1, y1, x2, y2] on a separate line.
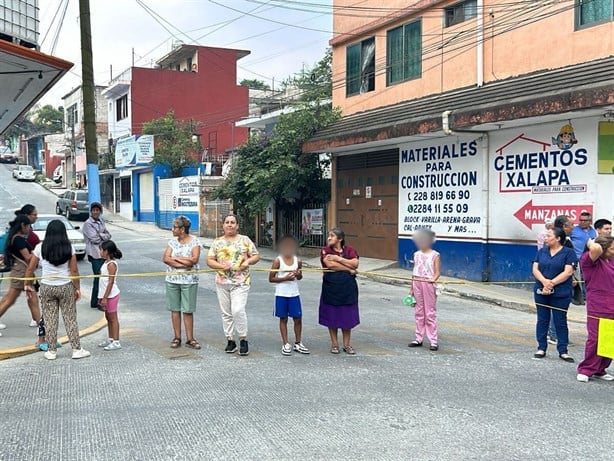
[408, 341, 423, 348]
[170, 338, 181, 349]
[559, 354, 575, 363]
[533, 350, 546, 359]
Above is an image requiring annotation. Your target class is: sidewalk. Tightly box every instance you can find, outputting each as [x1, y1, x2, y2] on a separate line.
[106, 216, 587, 323]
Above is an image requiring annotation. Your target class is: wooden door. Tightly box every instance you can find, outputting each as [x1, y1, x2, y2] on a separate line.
[335, 149, 398, 260]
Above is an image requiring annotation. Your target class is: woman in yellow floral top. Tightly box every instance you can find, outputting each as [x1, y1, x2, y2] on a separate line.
[207, 214, 260, 356]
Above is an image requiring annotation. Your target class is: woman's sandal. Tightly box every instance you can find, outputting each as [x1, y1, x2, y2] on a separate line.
[559, 354, 575, 363]
[330, 346, 340, 354]
[343, 345, 356, 355]
[533, 350, 546, 359]
[170, 338, 181, 349]
[186, 339, 201, 350]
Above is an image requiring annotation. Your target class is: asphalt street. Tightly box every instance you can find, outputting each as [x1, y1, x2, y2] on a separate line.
[0, 164, 612, 461]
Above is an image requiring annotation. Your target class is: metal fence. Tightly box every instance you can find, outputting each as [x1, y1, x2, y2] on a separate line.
[200, 200, 232, 238]
[277, 203, 327, 248]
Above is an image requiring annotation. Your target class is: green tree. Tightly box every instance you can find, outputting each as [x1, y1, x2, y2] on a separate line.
[5, 105, 64, 139]
[33, 105, 64, 133]
[218, 101, 340, 217]
[239, 78, 270, 91]
[284, 48, 332, 102]
[142, 111, 199, 177]
[219, 51, 338, 220]
[4, 115, 36, 139]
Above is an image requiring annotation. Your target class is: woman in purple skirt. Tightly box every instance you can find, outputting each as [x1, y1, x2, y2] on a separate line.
[319, 228, 360, 355]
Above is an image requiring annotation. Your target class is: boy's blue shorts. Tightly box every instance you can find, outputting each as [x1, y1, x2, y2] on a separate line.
[275, 296, 302, 318]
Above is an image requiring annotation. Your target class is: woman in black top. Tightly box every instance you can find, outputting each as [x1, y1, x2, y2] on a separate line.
[0, 215, 42, 330]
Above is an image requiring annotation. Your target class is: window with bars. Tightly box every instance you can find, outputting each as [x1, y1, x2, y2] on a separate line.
[120, 177, 131, 202]
[346, 37, 376, 97]
[386, 20, 422, 86]
[444, 0, 478, 28]
[115, 94, 128, 121]
[576, 0, 613, 28]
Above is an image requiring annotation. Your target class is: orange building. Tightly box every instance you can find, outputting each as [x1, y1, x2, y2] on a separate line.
[304, 0, 614, 281]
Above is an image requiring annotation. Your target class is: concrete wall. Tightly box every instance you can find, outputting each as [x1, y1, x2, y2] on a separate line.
[332, 0, 614, 115]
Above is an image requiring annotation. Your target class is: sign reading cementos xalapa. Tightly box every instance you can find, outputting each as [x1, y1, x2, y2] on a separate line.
[489, 118, 598, 239]
[396, 117, 613, 281]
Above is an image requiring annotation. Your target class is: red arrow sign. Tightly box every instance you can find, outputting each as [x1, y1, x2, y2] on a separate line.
[513, 200, 593, 229]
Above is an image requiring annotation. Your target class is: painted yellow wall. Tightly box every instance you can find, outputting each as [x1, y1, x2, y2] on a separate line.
[332, 0, 614, 115]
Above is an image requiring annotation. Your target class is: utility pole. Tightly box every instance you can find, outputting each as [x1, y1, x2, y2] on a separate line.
[79, 0, 100, 204]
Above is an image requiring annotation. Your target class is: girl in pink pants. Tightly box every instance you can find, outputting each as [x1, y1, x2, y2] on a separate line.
[408, 230, 441, 351]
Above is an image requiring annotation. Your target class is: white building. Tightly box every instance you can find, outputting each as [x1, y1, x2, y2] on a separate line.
[61, 85, 109, 187]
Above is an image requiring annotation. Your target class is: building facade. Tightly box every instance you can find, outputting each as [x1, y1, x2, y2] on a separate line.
[102, 44, 249, 222]
[61, 85, 109, 187]
[304, 0, 614, 281]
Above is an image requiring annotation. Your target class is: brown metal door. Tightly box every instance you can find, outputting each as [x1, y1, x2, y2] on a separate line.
[336, 150, 398, 260]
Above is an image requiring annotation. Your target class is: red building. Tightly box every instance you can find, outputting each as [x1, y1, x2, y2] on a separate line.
[102, 44, 249, 222]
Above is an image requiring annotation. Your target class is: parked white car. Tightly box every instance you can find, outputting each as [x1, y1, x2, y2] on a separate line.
[31, 215, 86, 260]
[12, 165, 36, 181]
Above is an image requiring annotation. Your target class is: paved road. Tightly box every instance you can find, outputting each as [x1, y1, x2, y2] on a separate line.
[1, 164, 612, 460]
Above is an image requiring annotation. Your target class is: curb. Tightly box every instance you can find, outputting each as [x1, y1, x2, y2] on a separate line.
[0, 315, 107, 361]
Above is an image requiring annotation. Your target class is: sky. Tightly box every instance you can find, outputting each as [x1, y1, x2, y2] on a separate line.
[39, 0, 334, 106]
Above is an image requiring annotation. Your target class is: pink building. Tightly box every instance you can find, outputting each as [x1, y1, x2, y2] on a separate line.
[304, 0, 614, 281]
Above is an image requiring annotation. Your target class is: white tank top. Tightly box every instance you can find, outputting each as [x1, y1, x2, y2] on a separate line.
[275, 256, 300, 298]
[99, 260, 120, 299]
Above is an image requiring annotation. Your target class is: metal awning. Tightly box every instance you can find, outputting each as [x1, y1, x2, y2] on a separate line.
[0, 40, 73, 135]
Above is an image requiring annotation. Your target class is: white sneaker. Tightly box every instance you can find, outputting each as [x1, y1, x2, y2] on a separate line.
[281, 343, 292, 356]
[594, 373, 614, 381]
[576, 374, 589, 383]
[29, 319, 38, 327]
[104, 341, 121, 351]
[293, 342, 310, 354]
[44, 351, 57, 361]
[0, 323, 6, 330]
[72, 348, 91, 359]
[98, 338, 113, 348]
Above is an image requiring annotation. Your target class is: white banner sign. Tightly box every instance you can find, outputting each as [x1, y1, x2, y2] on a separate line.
[398, 137, 483, 238]
[172, 176, 200, 213]
[115, 135, 154, 168]
[489, 118, 596, 239]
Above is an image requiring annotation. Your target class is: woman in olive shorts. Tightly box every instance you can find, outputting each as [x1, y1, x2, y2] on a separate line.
[162, 216, 202, 350]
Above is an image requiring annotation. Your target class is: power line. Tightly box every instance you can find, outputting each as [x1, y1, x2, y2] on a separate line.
[50, 0, 70, 55]
[40, 0, 64, 48]
[60, 0, 580, 142]
[338, 1, 579, 114]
